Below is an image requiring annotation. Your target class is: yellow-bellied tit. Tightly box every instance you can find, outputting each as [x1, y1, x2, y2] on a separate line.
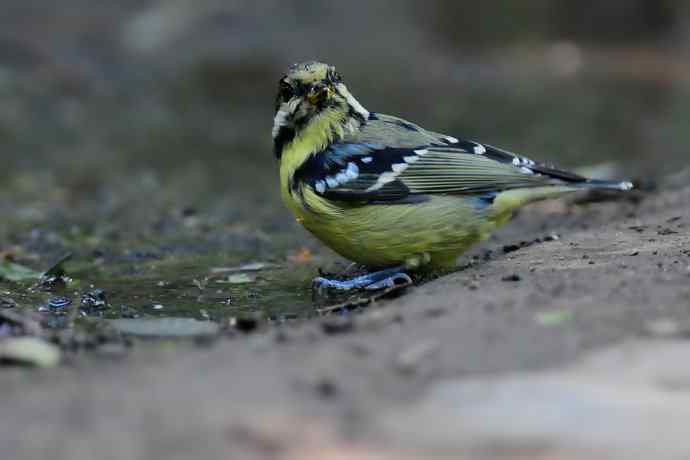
[273, 61, 633, 290]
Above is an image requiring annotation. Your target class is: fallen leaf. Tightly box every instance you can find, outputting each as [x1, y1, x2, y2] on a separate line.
[0, 261, 42, 282]
[42, 253, 72, 278]
[288, 247, 314, 264]
[535, 309, 574, 327]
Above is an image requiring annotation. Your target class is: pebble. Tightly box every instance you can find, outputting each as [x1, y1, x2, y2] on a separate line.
[39, 296, 72, 312]
[80, 289, 107, 312]
[321, 316, 354, 335]
[501, 274, 521, 282]
[0, 337, 61, 368]
[394, 340, 440, 375]
[644, 318, 681, 338]
[314, 378, 338, 399]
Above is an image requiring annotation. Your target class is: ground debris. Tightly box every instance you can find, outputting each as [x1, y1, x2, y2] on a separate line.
[394, 340, 439, 375]
[501, 273, 521, 282]
[1, 297, 17, 308]
[229, 313, 263, 333]
[0, 336, 61, 368]
[108, 318, 220, 338]
[0, 309, 43, 336]
[0, 260, 42, 282]
[535, 309, 574, 327]
[502, 233, 559, 254]
[221, 273, 256, 284]
[321, 316, 354, 335]
[80, 289, 108, 314]
[209, 262, 278, 274]
[643, 318, 689, 338]
[38, 253, 73, 289]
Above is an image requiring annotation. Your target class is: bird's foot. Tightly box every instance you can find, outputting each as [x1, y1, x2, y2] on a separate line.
[312, 266, 411, 292]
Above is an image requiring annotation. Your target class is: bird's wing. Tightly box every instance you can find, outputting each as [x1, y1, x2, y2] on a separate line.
[290, 114, 587, 204]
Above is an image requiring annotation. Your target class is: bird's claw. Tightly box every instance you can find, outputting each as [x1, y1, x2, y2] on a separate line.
[311, 266, 411, 292]
[364, 273, 412, 290]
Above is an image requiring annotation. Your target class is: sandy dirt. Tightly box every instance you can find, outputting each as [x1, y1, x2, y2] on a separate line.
[2, 176, 689, 460]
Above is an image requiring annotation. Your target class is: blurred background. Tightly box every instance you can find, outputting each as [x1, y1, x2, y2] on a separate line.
[1, 0, 689, 259]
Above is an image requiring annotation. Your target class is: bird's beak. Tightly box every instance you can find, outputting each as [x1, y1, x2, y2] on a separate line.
[307, 84, 332, 105]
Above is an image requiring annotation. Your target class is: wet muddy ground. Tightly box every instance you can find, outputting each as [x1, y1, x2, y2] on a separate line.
[3, 171, 690, 458]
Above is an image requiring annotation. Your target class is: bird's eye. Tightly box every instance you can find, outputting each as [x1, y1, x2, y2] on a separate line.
[279, 81, 294, 101]
[328, 70, 341, 83]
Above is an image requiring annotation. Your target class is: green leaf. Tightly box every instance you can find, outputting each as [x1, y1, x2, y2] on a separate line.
[535, 309, 574, 327]
[0, 261, 42, 282]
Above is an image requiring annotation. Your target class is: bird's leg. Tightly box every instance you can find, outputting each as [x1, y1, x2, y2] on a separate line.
[312, 265, 412, 291]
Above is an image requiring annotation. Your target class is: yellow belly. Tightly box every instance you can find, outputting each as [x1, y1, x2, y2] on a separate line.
[283, 185, 497, 269]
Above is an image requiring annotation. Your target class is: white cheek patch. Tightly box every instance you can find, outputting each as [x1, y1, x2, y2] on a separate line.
[337, 83, 369, 119]
[473, 144, 486, 154]
[444, 136, 459, 144]
[271, 99, 300, 139]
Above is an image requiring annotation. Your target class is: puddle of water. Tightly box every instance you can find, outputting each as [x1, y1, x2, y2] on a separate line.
[1, 252, 323, 335]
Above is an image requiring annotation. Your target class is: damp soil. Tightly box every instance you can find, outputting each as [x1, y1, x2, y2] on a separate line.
[2, 171, 689, 458]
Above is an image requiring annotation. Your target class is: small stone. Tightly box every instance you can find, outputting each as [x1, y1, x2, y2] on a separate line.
[424, 307, 446, 318]
[501, 274, 521, 282]
[80, 289, 107, 313]
[314, 378, 338, 399]
[321, 316, 354, 335]
[0, 297, 17, 309]
[629, 250, 640, 256]
[231, 314, 262, 333]
[394, 340, 439, 374]
[502, 244, 521, 254]
[0, 337, 61, 367]
[644, 318, 681, 338]
[44, 296, 71, 311]
[535, 309, 574, 327]
[466, 281, 480, 290]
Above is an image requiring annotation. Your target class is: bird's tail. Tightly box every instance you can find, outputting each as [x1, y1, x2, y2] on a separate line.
[490, 178, 634, 224]
[577, 179, 634, 191]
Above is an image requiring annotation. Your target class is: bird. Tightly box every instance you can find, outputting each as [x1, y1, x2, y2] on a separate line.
[273, 61, 633, 291]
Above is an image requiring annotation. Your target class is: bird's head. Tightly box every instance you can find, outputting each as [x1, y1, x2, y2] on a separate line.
[272, 61, 369, 158]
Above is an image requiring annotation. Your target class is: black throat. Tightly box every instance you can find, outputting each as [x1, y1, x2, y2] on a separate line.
[273, 125, 295, 159]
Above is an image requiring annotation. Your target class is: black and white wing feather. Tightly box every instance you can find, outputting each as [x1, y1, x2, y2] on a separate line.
[290, 113, 627, 204]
